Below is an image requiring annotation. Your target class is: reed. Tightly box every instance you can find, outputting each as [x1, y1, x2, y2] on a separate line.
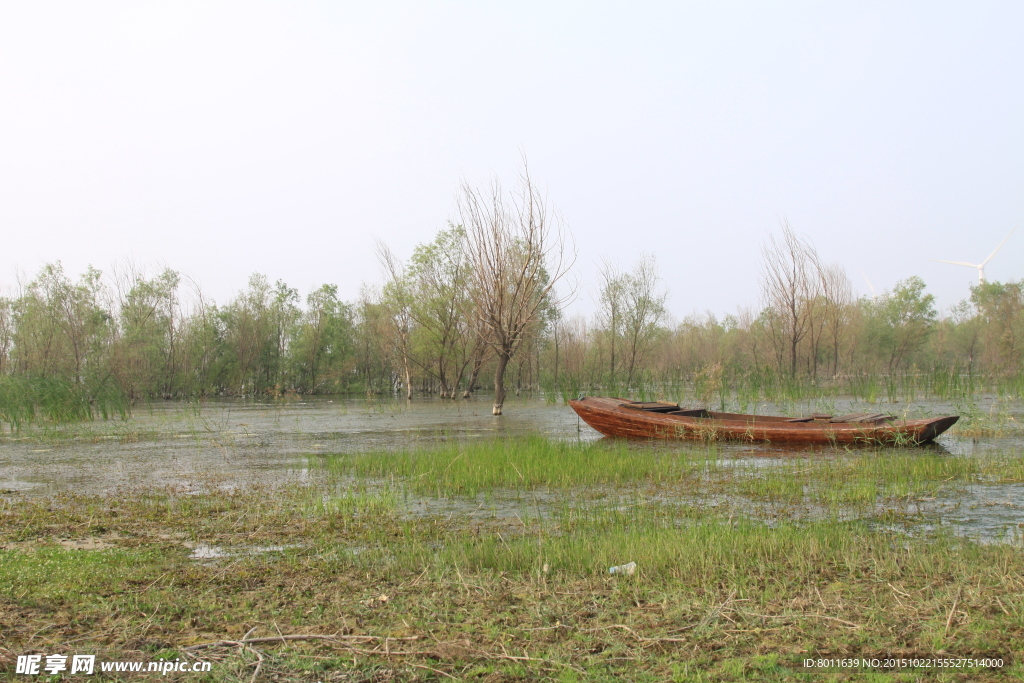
[564, 366, 1023, 410]
[0, 375, 129, 431]
[951, 396, 1023, 438]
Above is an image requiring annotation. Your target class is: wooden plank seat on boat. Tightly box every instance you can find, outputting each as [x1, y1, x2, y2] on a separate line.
[669, 409, 712, 418]
[619, 401, 681, 413]
[783, 412, 892, 424]
[830, 413, 892, 424]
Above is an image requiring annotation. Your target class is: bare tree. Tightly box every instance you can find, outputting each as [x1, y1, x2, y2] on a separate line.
[760, 221, 822, 377]
[459, 162, 574, 415]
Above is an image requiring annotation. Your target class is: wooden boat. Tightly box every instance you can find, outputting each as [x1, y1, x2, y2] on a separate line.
[569, 396, 959, 446]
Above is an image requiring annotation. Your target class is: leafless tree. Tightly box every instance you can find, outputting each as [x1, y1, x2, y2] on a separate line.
[459, 162, 574, 415]
[760, 221, 822, 377]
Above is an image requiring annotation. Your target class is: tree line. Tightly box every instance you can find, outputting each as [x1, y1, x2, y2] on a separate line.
[1, 179, 1022, 423]
[554, 223, 1023, 405]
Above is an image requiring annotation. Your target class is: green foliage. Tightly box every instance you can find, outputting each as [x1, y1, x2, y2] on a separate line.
[0, 263, 367, 411]
[971, 280, 1024, 372]
[291, 284, 356, 393]
[874, 276, 937, 372]
[405, 225, 482, 398]
[1, 236, 1024, 413]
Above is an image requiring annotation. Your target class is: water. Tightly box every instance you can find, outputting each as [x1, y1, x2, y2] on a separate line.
[0, 395, 588, 495]
[2, 394, 1023, 544]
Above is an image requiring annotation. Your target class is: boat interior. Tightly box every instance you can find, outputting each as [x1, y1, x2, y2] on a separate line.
[618, 401, 893, 424]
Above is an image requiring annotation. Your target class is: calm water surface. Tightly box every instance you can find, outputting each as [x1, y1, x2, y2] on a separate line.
[0, 396, 587, 494]
[2, 394, 1022, 543]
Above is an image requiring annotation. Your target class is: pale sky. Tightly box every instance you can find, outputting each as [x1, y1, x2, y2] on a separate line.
[1, 2, 1021, 318]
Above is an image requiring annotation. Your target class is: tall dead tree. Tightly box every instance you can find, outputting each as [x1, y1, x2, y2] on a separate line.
[460, 163, 574, 415]
[760, 221, 822, 378]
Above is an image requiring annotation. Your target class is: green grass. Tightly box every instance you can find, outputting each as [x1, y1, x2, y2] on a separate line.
[322, 437, 1024, 514]
[5, 435, 1024, 681]
[3, 482, 1023, 681]
[322, 436, 714, 495]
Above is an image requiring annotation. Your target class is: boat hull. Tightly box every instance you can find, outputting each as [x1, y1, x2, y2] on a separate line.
[569, 397, 958, 446]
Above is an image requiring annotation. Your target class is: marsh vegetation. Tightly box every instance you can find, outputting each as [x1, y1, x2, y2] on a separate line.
[2, 396, 1024, 681]
[2, 167, 1023, 679]
[0, 184, 1022, 429]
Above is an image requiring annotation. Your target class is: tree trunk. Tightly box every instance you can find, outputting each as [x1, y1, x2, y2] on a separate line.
[790, 335, 798, 378]
[553, 326, 559, 387]
[610, 310, 616, 381]
[403, 352, 412, 400]
[492, 348, 511, 415]
[463, 346, 485, 398]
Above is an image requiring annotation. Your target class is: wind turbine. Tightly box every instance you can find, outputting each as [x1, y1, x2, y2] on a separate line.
[930, 226, 1017, 284]
[860, 270, 877, 299]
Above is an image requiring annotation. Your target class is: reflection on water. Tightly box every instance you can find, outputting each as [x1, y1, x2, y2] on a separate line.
[0, 395, 592, 495]
[2, 394, 1023, 545]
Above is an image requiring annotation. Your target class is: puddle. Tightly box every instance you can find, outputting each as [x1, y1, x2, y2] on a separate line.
[187, 544, 230, 560]
[185, 542, 297, 561]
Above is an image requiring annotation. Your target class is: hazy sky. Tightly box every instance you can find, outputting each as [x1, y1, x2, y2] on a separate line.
[1, 2, 1021, 318]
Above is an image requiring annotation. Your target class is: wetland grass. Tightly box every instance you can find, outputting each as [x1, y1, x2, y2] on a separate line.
[4, 437, 1024, 681]
[949, 396, 1023, 438]
[326, 437, 1024, 505]
[322, 436, 714, 495]
[0, 375, 129, 432]
[567, 367, 1024, 420]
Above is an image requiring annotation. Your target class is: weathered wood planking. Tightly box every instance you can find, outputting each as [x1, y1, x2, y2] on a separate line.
[569, 397, 959, 446]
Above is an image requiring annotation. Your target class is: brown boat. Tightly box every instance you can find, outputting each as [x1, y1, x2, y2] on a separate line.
[569, 396, 959, 446]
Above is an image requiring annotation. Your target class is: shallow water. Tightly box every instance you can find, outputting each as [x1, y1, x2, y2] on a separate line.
[2, 394, 1023, 544]
[0, 395, 587, 495]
